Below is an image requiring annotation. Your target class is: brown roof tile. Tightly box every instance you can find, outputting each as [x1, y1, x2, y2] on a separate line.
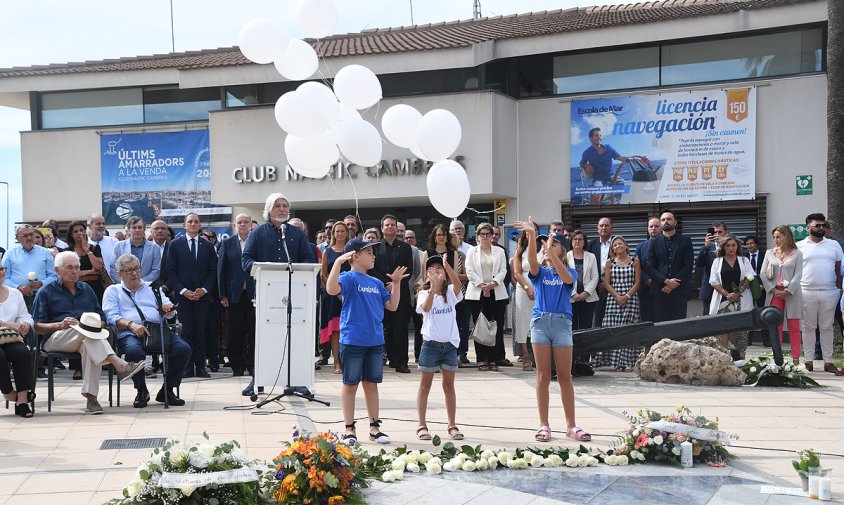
[0, 0, 816, 78]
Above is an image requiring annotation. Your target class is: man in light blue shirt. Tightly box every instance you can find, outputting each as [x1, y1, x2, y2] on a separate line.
[2, 225, 58, 306]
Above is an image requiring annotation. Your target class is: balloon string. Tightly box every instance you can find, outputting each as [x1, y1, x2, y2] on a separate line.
[466, 204, 506, 215]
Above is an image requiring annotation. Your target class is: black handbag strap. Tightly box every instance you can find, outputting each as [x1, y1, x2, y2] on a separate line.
[122, 288, 147, 324]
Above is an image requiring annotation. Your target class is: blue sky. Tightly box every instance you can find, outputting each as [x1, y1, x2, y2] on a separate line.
[0, 0, 630, 249]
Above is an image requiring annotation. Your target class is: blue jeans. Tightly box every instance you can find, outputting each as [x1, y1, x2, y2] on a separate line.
[339, 344, 384, 385]
[418, 340, 458, 372]
[119, 330, 191, 390]
[530, 312, 573, 348]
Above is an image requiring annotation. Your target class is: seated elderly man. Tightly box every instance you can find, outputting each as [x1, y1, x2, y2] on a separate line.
[33, 251, 144, 414]
[103, 253, 190, 407]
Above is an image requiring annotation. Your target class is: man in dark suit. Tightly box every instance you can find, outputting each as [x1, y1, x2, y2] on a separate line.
[218, 213, 255, 377]
[635, 217, 661, 323]
[696, 221, 727, 315]
[646, 210, 694, 322]
[167, 213, 218, 378]
[369, 214, 414, 373]
[744, 235, 769, 346]
[588, 217, 613, 326]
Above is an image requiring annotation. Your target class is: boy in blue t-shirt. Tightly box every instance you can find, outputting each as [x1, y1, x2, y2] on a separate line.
[325, 237, 408, 444]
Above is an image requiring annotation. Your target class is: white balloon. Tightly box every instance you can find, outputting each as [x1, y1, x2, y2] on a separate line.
[238, 18, 290, 65]
[274, 39, 318, 81]
[297, 81, 340, 125]
[274, 90, 329, 137]
[333, 65, 382, 110]
[409, 139, 430, 161]
[417, 109, 462, 161]
[381, 104, 422, 148]
[426, 160, 470, 218]
[284, 131, 338, 178]
[333, 119, 382, 167]
[298, 0, 338, 39]
[328, 104, 363, 142]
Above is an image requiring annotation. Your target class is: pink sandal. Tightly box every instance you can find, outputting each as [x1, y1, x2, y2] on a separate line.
[566, 426, 591, 442]
[535, 425, 552, 442]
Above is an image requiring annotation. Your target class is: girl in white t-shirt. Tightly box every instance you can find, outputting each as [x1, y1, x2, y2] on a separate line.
[415, 254, 464, 441]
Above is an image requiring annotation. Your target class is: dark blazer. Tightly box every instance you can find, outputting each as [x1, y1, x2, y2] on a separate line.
[241, 222, 315, 273]
[588, 236, 614, 274]
[166, 235, 217, 294]
[745, 250, 763, 276]
[635, 239, 651, 295]
[369, 238, 413, 302]
[695, 244, 716, 301]
[645, 233, 695, 296]
[155, 241, 170, 290]
[218, 235, 254, 305]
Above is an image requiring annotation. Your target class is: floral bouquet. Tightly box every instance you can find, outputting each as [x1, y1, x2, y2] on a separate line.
[267, 428, 373, 505]
[107, 433, 271, 505]
[610, 406, 736, 466]
[740, 355, 821, 388]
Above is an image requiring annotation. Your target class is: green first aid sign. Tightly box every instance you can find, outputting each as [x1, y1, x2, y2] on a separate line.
[796, 175, 812, 196]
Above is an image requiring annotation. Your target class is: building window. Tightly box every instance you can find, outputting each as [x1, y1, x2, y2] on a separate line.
[380, 68, 481, 97]
[143, 85, 221, 123]
[225, 85, 259, 107]
[41, 88, 143, 128]
[553, 47, 660, 95]
[660, 28, 824, 85]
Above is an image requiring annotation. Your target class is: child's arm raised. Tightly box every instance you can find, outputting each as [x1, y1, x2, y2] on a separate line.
[325, 251, 354, 296]
[385, 266, 409, 312]
[545, 240, 574, 284]
[513, 217, 539, 276]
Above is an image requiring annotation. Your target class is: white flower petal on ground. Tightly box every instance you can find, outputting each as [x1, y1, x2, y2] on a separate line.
[461, 461, 477, 471]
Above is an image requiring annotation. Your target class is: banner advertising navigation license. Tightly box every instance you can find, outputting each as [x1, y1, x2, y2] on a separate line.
[569, 88, 756, 206]
[101, 130, 230, 225]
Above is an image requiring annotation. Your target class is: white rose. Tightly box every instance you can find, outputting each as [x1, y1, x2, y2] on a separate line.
[188, 451, 210, 469]
[391, 461, 406, 472]
[549, 455, 564, 466]
[784, 364, 792, 372]
[461, 461, 477, 472]
[605, 455, 618, 465]
[406, 462, 420, 473]
[746, 274, 755, 281]
[230, 447, 249, 464]
[543, 457, 556, 467]
[630, 450, 640, 460]
[518, 459, 530, 469]
[529, 456, 543, 467]
[168, 447, 187, 465]
[782, 280, 790, 288]
[578, 454, 590, 467]
[127, 480, 143, 498]
[769, 365, 780, 374]
[27, 272, 36, 281]
[394, 455, 407, 466]
[672, 447, 682, 455]
[477, 458, 489, 470]
[565, 457, 578, 467]
[180, 486, 195, 497]
[408, 450, 421, 458]
[636, 452, 646, 461]
[632, 429, 640, 437]
[198, 444, 216, 459]
[617, 455, 629, 465]
[426, 462, 442, 474]
[455, 453, 468, 464]
[587, 457, 599, 467]
[381, 471, 395, 482]
[498, 452, 513, 464]
[750, 367, 757, 373]
[430, 457, 442, 466]
[653, 435, 664, 445]
[481, 449, 495, 459]
[488, 457, 499, 469]
[523, 451, 535, 460]
[419, 452, 433, 463]
[443, 462, 458, 472]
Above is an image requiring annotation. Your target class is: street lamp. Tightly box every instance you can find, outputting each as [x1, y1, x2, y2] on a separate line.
[0, 181, 8, 250]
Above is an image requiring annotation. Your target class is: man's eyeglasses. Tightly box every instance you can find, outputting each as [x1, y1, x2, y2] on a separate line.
[120, 266, 141, 274]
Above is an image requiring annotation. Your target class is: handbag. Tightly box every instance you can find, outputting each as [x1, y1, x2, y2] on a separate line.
[749, 276, 764, 299]
[123, 288, 167, 353]
[471, 311, 497, 347]
[0, 327, 24, 345]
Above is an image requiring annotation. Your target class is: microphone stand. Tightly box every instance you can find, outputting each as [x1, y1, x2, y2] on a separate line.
[151, 281, 172, 409]
[255, 220, 329, 408]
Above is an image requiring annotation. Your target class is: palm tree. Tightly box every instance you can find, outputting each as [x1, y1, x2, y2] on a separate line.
[829, 0, 843, 227]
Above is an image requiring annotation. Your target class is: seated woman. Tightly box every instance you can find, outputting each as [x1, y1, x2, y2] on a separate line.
[0, 264, 36, 418]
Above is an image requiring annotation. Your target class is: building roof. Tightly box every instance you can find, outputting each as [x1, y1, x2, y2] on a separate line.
[0, 0, 815, 78]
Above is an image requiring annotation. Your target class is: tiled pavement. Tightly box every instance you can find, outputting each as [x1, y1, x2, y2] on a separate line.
[1, 342, 843, 504]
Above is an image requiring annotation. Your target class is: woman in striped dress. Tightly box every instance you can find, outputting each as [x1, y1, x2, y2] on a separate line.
[593, 236, 642, 371]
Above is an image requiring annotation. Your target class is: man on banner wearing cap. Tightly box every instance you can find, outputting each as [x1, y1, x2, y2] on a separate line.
[33, 251, 144, 414]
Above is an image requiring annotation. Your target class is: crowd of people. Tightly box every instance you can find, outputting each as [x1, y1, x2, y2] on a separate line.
[1, 196, 842, 443]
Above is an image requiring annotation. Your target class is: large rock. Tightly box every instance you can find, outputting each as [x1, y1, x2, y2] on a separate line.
[636, 337, 746, 386]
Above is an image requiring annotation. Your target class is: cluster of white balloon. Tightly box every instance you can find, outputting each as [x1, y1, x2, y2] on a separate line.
[237, 0, 471, 218]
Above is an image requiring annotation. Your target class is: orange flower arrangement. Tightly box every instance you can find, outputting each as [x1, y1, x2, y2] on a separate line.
[268, 427, 371, 505]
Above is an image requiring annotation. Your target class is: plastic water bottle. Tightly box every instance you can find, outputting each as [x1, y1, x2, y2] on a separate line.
[681, 441, 693, 468]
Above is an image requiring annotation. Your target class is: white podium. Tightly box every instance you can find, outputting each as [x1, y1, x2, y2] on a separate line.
[250, 262, 321, 394]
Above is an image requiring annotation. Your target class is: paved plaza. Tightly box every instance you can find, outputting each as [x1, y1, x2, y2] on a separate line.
[1, 338, 843, 504]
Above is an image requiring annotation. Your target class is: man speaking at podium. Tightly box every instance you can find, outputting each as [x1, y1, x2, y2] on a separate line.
[241, 193, 316, 396]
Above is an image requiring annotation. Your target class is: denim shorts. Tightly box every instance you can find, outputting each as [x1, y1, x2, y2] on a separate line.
[339, 344, 384, 385]
[530, 312, 573, 348]
[418, 340, 459, 372]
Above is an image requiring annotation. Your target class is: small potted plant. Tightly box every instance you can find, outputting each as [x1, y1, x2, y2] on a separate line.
[793, 448, 821, 492]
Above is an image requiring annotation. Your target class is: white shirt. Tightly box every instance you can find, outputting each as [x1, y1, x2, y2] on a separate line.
[0, 288, 34, 327]
[458, 241, 471, 257]
[798, 237, 843, 290]
[417, 288, 463, 348]
[89, 235, 119, 273]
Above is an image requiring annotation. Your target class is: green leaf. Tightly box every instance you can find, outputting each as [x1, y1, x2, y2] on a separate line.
[432, 435, 441, 447]
[203, 431, 209, 440]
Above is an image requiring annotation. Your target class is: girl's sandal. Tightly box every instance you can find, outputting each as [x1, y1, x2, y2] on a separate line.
[416, 425, 432, 441]
[566, 426, 591, 442]
[535, 425, 552, 442]
[447, 425, 464, 440]
[369, 419, 390, 444]
[342, 421, 357, 444]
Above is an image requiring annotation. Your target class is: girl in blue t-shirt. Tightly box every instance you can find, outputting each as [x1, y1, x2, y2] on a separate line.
[514, 216, 591, 444]
[415, 254, 464, 442]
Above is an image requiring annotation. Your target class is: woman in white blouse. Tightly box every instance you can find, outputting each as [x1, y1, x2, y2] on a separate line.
[708, 234, 755, 362]
[465, 223, 509, 371]
[0, 265, 36, 417]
